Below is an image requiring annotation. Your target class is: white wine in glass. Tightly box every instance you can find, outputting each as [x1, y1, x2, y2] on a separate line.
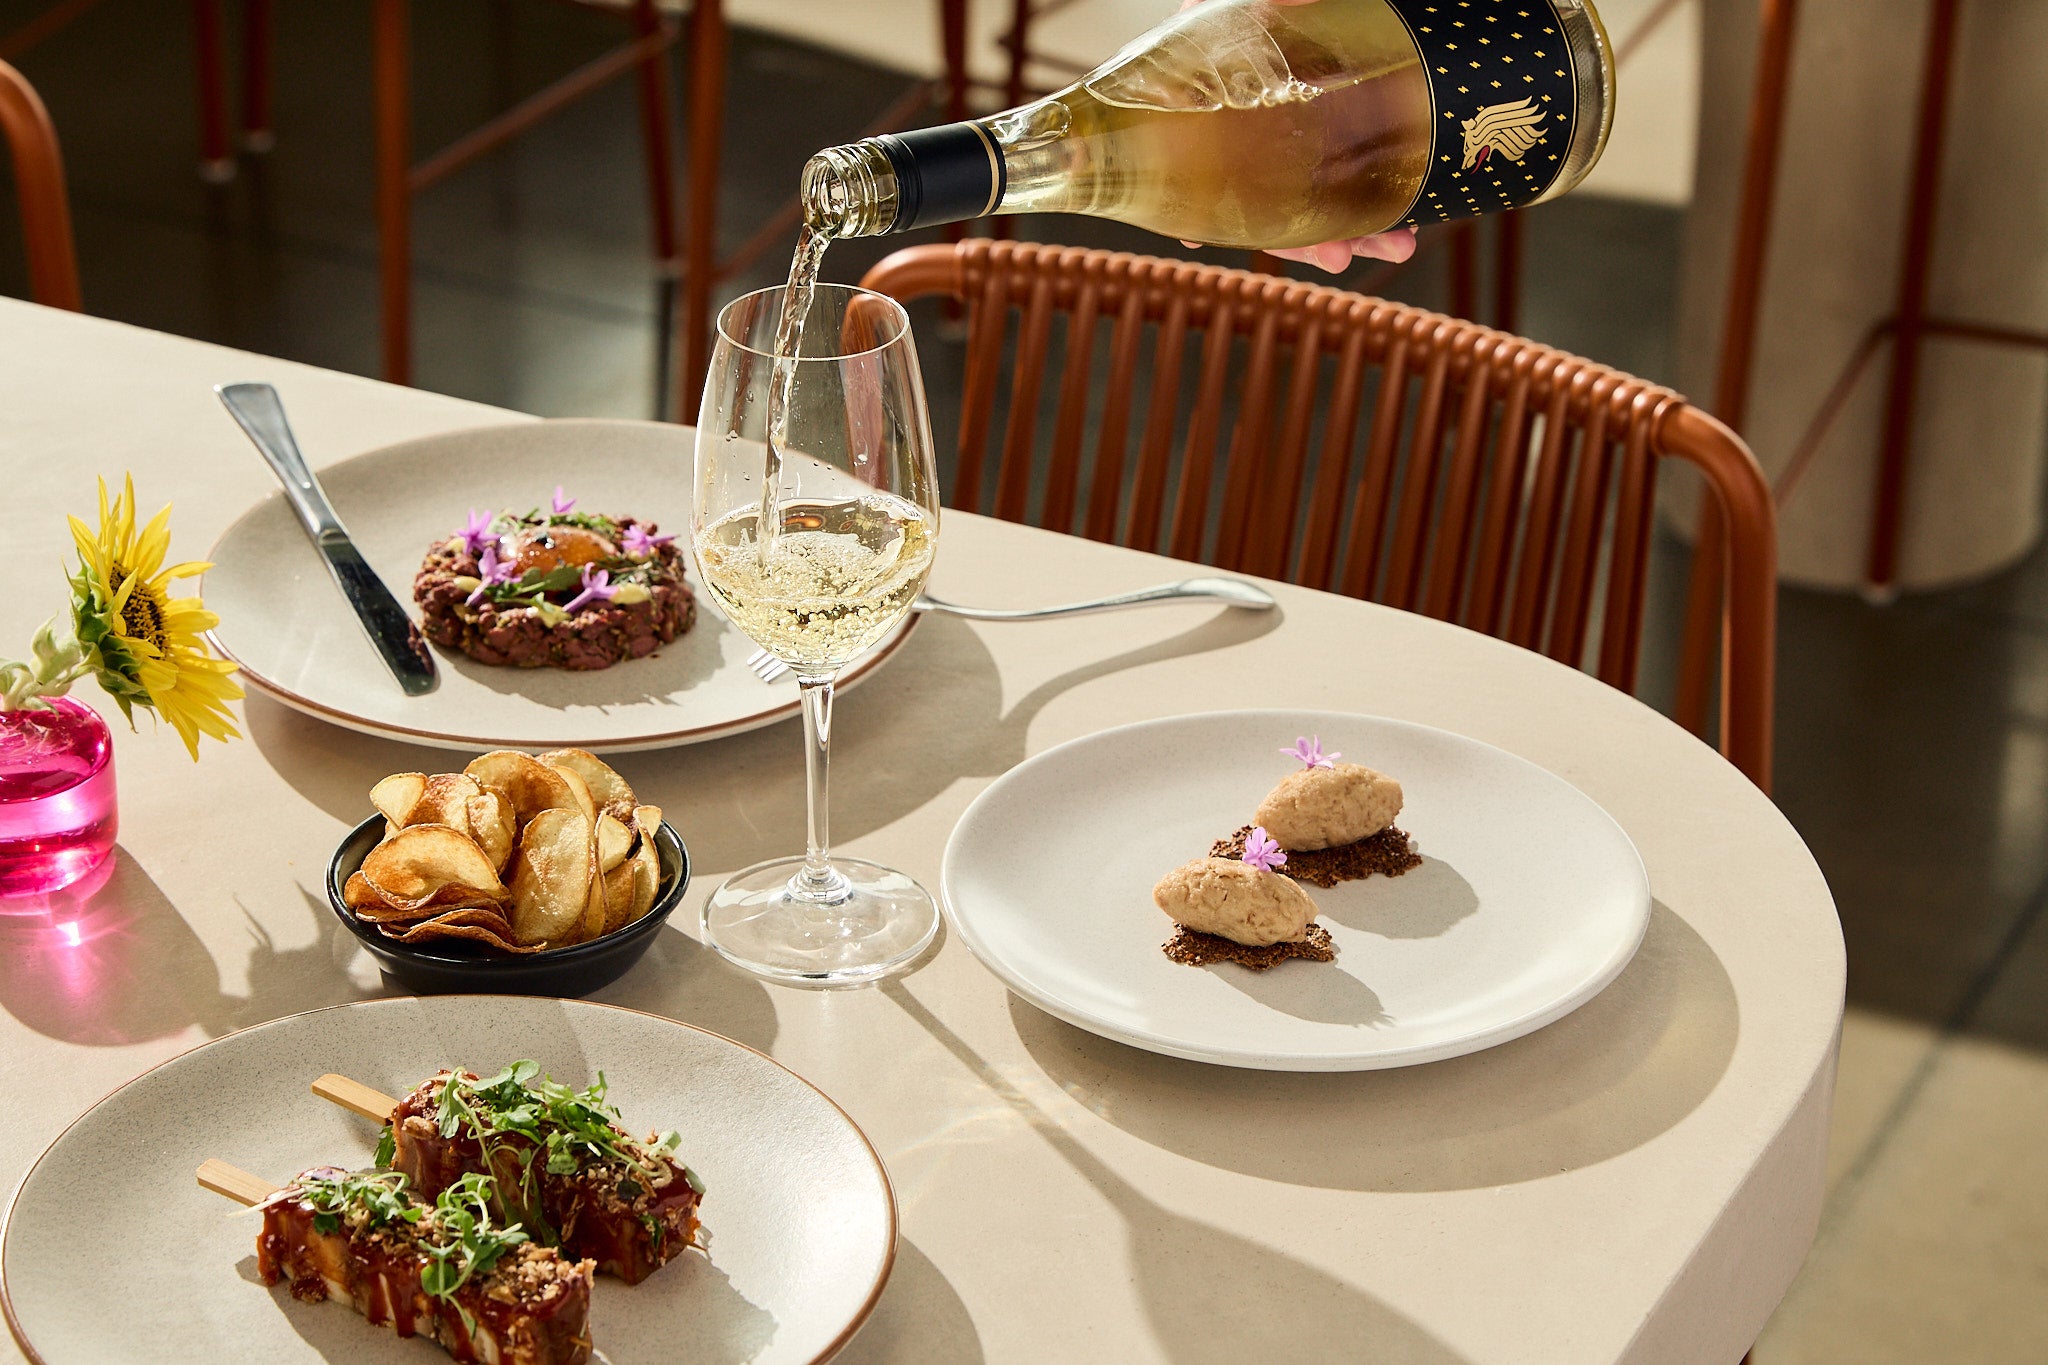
[693, 282, 941, 986]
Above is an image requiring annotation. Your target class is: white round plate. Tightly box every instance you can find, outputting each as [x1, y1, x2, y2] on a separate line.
[942, 710, 1651, 1072]
[201, 420, 915, 752]
[1, 996, 895, 1364]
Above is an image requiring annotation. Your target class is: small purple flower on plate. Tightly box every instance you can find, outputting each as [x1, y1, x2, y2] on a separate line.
[621, 523, 675, 559]
[564, 564, 615, 613]
[465, 546, 516, 605]
[1242, 826, 1287, 872]
[1283, 735, 1338, 769]
[551, 485, 577, 517]
[457, 508, 495, 558]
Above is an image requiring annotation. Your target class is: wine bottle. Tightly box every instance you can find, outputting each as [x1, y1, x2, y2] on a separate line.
[801, 0, 1614, 249]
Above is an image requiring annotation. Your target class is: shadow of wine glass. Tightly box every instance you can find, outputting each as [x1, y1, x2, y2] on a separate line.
[880, 983, 1470, 1365]
[596, 924, 782, 1056]
[665, 605, 1283, 876]
[1011, 902, 1737, 1193]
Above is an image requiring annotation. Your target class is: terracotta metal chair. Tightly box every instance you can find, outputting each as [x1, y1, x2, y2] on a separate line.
[0, 58, 80, 310]
[861, 239, 1777, 788]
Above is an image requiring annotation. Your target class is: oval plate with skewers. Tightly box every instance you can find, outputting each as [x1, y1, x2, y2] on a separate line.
[0, 996, 895, 1364]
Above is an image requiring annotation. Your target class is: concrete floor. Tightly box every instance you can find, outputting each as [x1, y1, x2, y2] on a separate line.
[2, 2, 2044, 1360]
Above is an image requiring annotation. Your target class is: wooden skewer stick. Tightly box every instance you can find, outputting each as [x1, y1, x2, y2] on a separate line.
[313, 1073, 400, 1124]
[197, 1159, 280, 1207]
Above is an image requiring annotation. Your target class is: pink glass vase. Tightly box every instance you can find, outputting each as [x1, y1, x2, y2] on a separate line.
[0, 697, 118, 896]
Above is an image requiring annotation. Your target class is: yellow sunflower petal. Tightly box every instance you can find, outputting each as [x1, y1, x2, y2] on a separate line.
[130, 505, 174, 583]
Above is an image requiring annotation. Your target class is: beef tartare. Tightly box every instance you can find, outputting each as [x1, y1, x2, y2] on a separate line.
[414, 491, 696, 671]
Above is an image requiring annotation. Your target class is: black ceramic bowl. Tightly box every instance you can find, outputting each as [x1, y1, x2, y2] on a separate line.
[326, 814, 690, 997]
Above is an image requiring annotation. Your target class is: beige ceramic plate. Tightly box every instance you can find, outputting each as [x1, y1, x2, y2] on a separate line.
[944, 710, 1651, 1072]
[1, 996, 895, 1364]
[201, 419, 916, 752]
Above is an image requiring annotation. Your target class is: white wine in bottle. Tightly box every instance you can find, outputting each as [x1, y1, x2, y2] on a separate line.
[801, 0, 1613, 248]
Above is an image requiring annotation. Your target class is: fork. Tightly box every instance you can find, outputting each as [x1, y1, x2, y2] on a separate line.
[743, 576, 1276, 683]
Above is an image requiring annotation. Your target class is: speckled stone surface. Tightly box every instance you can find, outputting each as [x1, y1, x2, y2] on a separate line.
[1, 996, 893, 1364]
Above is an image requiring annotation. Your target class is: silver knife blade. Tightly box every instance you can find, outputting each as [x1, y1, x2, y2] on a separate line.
[216, 382, 438, 695]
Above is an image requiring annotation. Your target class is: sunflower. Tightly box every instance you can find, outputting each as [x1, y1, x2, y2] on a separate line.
[66, 475, 242, 760]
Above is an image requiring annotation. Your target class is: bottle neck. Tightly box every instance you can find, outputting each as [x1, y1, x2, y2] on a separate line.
[803, 119, 1014, 237]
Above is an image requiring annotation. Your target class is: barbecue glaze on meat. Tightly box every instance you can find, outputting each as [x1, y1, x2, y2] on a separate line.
[388, 1070, 703, 1285]
[256, 1167, 595, 1365]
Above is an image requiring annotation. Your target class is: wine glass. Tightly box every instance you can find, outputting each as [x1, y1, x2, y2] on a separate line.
[692, 282, 941, 986]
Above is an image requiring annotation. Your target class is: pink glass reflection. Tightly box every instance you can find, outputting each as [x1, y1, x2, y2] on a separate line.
[0, 697, 117, 896]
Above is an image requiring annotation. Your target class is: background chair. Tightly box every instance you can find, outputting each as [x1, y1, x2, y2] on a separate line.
[861, 239, 1776, 788]
[0, 57, 80, 309]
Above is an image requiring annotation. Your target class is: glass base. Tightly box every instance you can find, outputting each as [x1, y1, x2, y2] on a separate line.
[700, 856, 938, 988]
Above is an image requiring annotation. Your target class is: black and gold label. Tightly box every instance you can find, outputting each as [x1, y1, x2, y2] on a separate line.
[1387, 0, 1584, 227]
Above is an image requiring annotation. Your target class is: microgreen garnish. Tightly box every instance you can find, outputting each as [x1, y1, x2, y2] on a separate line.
[417, 1173, 530, 1301]
[1242, 826, 1288, 872]
[412, 1062, 690, 1245]
[1283, 736, 1338, 769]
[280, 1168, 422, 1236]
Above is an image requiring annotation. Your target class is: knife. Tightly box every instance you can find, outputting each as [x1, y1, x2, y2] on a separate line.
[216, 382, 438, 696]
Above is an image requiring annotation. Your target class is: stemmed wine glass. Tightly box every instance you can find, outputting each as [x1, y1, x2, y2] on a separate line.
[692, 282, 941, 986]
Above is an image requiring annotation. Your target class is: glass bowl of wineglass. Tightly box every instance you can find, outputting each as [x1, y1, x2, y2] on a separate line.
[693, 282, 940, 986]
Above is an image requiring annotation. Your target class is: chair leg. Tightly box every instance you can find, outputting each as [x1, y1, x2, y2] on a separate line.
[678, 0, 727, 411]
[1494, 211, 1523, 335]
[940, 0, 968, 124]
[372, 0, 411, 385]
[1448, 221, 1479, 321]
[241, 0, 275, 152]
[629, 0, 679, 269]
[189, 0, 235, 181]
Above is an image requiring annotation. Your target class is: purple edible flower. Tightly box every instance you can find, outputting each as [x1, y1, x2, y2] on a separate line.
[1282, 735, 1339, 769]
[621, 523, 675, 559]
[465, 546, 516, 605]
[563, 564, 616, 613]
[457, 508, 495, 558]
[1242, 827, 1288, 873]
[551, 485, 577, 517]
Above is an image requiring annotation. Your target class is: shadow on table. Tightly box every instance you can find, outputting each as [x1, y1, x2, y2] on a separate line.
[1012, 901, 1736, 1193]
[599, 923, 782, 1056]
[0, 851, 384, 1046]
[632, 605, 1283, 877]
[881, 983, 1472, 1365]
[831, 1237, 985, 1365]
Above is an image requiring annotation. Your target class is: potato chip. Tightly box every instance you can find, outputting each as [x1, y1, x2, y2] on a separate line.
[362, 824, 509, 909]
[370, 773, 427, 827]
[380, 918, 548, 953]
[464, 751, 587, 827]
[405, 773, 482, 831]
[623, 830, 662, 932]
[579, 865, 608, 943]
[595, 812, 633, 874]
[508, 808, 594, 946]
[468, 786, 516, 872]
[344, 871, 416, 921]
[539, 748, 637, 822]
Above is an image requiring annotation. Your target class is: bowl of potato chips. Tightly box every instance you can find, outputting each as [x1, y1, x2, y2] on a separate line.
[325, 747, 688, 995]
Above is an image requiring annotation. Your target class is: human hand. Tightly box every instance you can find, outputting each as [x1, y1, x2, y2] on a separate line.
[1176, 0, 1419, 272]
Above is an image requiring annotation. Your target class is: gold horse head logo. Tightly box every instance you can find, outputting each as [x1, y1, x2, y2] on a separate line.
[1460, 98, 1549, 170]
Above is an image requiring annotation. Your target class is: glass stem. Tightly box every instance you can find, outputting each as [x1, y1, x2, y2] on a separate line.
[794, 674, 850, 903]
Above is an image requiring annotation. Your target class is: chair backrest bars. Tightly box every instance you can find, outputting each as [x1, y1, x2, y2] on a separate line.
[861, 240, 1776, 788]
[0, 59, 80, 311]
